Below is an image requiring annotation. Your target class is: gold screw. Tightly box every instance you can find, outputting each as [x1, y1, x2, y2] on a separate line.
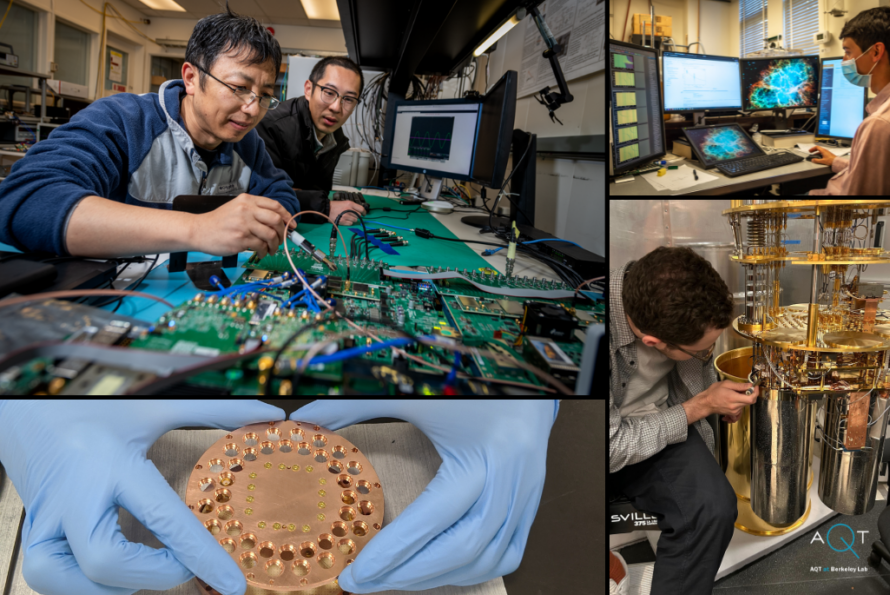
[248, 484, 256, 491]
[319, 478, 326, 485]
[258, 521, 266, 529]
[318, 490, 326, 497]
[279, 464, 286, 470]
[273, 523, 281, 530]
[264, 462, 272, 469]
[317, 514, 325, 521]
[293, 465, 301, 472]
[288, 524, 296, 531]
[245, 508, 253, 515]
[249, 472, 257, 479]
[302, 524, 310, 533]
[318, 502, 326, 509]
[306, 465, 314, 473]
[246, 496, 254, 503]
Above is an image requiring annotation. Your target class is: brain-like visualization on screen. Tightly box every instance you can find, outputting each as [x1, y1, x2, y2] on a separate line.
[746, 59, 817, 109]
[699, 127, 754, 161]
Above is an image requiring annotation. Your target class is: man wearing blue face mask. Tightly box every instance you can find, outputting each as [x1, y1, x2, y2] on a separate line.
[807, 7, 890, 195]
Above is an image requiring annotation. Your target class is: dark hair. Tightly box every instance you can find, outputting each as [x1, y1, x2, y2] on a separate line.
[309, 56, 364, 97]
[840, 7, 890, 61]
[185, 1, 282, 90]
[622, 247, 733, 345]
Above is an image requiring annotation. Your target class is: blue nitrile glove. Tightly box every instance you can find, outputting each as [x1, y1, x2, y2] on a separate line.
[0, 400, 285, 595]
[291, 399, 559, 593]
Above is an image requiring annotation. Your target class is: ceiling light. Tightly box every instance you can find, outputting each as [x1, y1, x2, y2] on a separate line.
[474, 14, 522, 56]
[301, 0, 341, 20]
[138, 0, 185, 11]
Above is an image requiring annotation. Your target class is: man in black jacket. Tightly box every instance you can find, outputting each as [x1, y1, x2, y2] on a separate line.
[255, 56, 365, 225]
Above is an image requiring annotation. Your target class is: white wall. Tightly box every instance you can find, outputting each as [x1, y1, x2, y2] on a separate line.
[484, 15, 604, 255]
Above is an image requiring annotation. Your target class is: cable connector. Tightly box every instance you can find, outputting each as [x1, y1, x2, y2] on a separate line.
[289, 230, 336, 271]
[413, 228, 433, 239]
[505, 221, 518, 278]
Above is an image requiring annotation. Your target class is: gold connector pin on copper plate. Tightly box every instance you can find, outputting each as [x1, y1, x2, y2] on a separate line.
[187, 421, 384, 595]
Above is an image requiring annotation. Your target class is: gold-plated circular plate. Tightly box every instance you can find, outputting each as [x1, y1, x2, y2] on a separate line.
[822, 331, 886, 349]
[758, 328, 806, 347]
[187, 421, 383, 595]
[874, 324, 890, 339]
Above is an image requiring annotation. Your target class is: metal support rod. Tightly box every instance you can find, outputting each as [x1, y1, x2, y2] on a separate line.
[806, 207, 821, 346]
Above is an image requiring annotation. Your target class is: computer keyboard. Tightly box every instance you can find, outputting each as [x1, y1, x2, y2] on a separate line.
[331, 191, 371, 212]
[715, 152, 804, 178]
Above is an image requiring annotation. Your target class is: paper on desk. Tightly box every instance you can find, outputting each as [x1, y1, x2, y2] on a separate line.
[642, 165, 717, 192]
[796, 143, 851, 157]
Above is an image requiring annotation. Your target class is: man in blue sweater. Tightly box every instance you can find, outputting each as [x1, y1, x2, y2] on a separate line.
[0, 6, 298, 260]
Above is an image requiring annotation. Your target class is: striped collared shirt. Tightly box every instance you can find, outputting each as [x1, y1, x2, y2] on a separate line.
[609, 261, 716, 474]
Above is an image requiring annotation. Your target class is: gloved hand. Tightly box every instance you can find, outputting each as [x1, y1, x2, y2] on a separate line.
[290, 400, 559, 593]
[0, 400, 285, 595]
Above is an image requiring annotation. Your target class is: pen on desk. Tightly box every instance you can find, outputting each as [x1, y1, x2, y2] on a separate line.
[693, 170, 699, 181]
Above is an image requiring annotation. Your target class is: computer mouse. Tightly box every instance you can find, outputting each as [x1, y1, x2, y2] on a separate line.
[805, 152, 820, 161]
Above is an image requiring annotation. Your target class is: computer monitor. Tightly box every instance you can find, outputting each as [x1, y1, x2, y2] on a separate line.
[382, 97, 481, 184]
[608, 40, 666, 177]
[740, 56, 820, 110]
[682, 123, 766, 169]
[662, 52, 742, 112]
[817, 56, 869, 141]
[471, 70, 517, 188]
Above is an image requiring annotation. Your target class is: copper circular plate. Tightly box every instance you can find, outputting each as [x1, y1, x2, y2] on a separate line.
[186, 420, 383, 595]
[822, 331, 886, 349]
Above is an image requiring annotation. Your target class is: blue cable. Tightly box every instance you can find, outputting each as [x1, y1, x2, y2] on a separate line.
[444, 352, 461, 386]
[299, 337, 419, 367]
[481, 238, 584, 256]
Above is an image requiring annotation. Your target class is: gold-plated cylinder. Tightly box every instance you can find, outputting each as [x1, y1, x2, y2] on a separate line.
[806, 303, 820, 347]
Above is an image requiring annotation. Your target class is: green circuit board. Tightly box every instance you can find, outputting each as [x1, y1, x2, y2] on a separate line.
[0, 244, 604, 396]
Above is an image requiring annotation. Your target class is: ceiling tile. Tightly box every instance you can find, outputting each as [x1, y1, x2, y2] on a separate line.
[226, 0, 268, 20]
[254, 0, 307, 19]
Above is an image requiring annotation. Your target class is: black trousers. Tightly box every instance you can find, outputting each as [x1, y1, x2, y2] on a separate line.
[612, 426, 737, 595]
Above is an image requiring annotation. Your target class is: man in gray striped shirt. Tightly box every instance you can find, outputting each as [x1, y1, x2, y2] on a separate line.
[610, 247, 758, 594]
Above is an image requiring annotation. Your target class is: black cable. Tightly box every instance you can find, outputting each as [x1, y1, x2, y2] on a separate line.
[413, 228, 507, 248]
[334, 209, 368, 260]
[489, 138, 534, 229]
[88, 255, 159, 309]
[370, 206, 423, 220]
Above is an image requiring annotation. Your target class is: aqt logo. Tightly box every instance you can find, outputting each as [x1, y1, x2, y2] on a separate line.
[810, 523, 869, 559]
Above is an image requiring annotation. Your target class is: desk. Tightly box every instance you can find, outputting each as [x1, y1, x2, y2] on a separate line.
[609, 150, 836, 196]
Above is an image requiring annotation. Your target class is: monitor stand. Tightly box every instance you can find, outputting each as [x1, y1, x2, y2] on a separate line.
[417, 175, 443, 200]
[693, 111, 706, 126]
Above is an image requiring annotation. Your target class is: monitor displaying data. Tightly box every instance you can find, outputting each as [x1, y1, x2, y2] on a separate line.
[609, 40, 666, 176]
[662, 52, 742, 112]
[817, 57, 869, 140]
[741, 56, 820, 110]
[387, 101, 481, 178]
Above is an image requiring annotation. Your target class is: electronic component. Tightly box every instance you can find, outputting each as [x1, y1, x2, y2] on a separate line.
[249, 300, 277, 325]
[432, 325, 461, 340]
[59, 365, 154, 395]
[53, 321, 132, 379]
[288, 230, 336, 271]
[520, 302, 578, 341]
[247, 269, 271, 281]
[858, 284, 883, 299]
[523, 336, 578, 387]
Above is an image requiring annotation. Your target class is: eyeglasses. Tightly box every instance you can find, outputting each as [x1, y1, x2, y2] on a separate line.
[195, 65, 280, 111]
[312, 82, 360, 112]
[665, 341, 716, 363]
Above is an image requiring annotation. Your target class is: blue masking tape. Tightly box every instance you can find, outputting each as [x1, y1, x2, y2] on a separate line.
[349, 228, 399, 255]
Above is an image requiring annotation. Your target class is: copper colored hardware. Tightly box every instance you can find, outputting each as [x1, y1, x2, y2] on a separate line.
[187, 421, 383, 595]
[845, 392, 871, 450]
